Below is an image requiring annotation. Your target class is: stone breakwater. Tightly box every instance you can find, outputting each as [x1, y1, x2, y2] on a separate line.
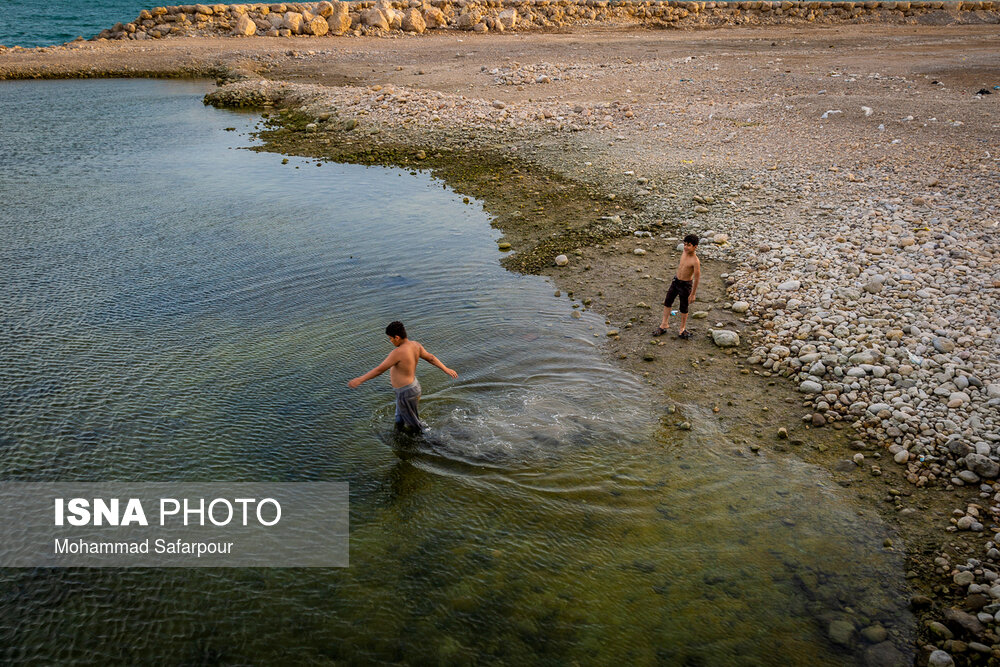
[86, 0, 1000, 41]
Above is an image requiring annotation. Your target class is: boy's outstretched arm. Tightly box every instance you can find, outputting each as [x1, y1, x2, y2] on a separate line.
[348, 352, 396, 388]
[419, 345, 458, 379]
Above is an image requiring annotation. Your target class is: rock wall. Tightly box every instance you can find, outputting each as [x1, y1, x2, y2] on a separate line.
[95, 0, 1000, 40]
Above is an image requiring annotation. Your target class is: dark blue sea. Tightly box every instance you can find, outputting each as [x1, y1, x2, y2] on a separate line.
[0, 0, 149, 47]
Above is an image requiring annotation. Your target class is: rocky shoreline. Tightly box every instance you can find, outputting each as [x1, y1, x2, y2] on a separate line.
[3, 17, 1000, 665]
[1, 0, 996, 47]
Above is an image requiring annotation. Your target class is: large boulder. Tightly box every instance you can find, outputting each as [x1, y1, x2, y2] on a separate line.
[966, 453, 1000, 479]
[361, 7, 389, 29]
[498, 7, 518, 29]
[422, 6, 448, 27]
[303, 15, 329, 35]
[710, 330, 740, 348]
[233, 14, 256, 35]
[316, 1, 334, 17]
[326, 2, 351, 34]
[376, 1, 403, 29]
[282, 11, 303, 33]
[456, 9, 482, 29]
[401, 7, 426, 32]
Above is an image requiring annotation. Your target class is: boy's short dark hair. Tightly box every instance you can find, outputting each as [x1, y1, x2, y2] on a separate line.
[683, 234, 700, 246]
[385, 321, 407, 339]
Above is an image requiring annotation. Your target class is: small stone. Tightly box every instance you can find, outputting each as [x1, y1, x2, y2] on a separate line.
[799, 380, 823, 394]
[497, 241, 511, 250]
[606, 329, 619, 337]
[928, 650, 954, 667]
[777, 427, 788, 439]
[731, 301, 749, 314]
[861, 625, 888, 644]
[633, 248, 646, 256]
[555, 254, 569, 267]
[678, 421, 691, 430]
[778, 280, 801, 291]
[933, 337, 956, 353]
[893, 450, 909, 464]
[954, 571, 975, 586]
[828, 619, 854, 647]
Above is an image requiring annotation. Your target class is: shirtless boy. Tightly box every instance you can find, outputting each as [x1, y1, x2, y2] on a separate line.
[347, 321, 458, 431]
[652, 234, 701, 339]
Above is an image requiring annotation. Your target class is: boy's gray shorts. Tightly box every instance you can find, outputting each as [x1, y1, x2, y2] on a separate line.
[394, 380, 424, 430]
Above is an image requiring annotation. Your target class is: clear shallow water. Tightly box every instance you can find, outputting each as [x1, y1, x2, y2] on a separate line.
[0, 78, 913, 664]
[0, 0, 148, 47]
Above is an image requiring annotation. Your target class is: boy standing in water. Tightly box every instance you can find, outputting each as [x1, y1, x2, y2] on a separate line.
[347, 321, 458, 431]
[652, 234, 701, 339]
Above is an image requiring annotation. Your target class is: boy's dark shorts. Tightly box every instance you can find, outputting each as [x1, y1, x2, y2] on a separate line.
[664, 277, 693, 314]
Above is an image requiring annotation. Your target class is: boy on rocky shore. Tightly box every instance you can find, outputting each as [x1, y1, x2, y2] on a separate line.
[653, 234, 701, 339]
[347, 321, 458, 432]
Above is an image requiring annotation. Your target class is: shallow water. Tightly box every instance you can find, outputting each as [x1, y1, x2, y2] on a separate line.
[0, 79, 913, 664]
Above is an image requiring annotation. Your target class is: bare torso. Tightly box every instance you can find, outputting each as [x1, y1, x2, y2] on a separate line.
[676, 252, 700, 281]
[389, 340, 422, 388]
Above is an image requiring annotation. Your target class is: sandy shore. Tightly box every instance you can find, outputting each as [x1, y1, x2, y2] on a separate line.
[4, 22, 1000, 664]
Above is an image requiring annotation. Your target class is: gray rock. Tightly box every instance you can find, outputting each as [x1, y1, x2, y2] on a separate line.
[864, 642, 906, 667]
[799, 380, 823, 394]
[933, 337, 955, 353]
[860, 624, 888, 643]
[710, 330, 740, 348]
[954, 571, 976, 586]
[927, 621, 953, 640]
[828, 619, 854, 647]
[958, 471, 980, 485]
[966, 453, 1000, 479]
[928, 650, 954, 667]
[778, 279, 801, 291]
[943, 607, 985, 635]
[731, 301, 749, 314]
[864, 276, 885, 294]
